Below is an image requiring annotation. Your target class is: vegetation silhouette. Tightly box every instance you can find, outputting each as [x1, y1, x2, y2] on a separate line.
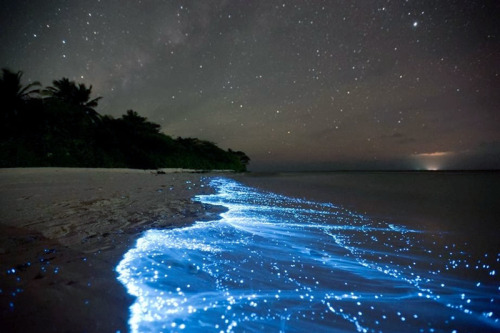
[0, 69, 250, 171]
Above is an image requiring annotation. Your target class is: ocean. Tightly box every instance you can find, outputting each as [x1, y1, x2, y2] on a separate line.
[116, 172, 499, 332]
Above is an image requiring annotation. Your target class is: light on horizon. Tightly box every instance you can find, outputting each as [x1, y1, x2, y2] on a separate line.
[413, 151, 453, 171]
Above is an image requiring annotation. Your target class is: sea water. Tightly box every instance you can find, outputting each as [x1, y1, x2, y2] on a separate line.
[116, 176, 499, 332]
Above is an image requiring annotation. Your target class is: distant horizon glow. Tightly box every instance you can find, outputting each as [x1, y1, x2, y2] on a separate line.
[412, 151, 454, 171]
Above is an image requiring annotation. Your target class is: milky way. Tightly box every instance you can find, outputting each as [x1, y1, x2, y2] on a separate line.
[1, 1, 499, 170]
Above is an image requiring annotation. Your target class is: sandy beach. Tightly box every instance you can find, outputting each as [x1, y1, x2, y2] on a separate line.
[0, 168, 225, 333]
[2, 170, 498, 332]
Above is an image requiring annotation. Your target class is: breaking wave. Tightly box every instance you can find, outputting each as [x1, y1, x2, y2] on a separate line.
[116, 177, 499, 332]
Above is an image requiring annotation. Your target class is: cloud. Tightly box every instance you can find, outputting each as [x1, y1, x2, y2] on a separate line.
[411, 142, 500, 169]
[414, 151, 454, 157]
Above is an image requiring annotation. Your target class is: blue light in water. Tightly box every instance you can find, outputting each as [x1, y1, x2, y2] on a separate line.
[116, 177, 500, 332]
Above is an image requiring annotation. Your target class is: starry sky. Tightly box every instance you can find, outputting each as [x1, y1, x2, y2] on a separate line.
[1, 0, 499, 171]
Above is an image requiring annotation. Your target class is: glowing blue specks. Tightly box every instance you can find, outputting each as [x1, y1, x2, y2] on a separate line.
[116, 177, 500, 332]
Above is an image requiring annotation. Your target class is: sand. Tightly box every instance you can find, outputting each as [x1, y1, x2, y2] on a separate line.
[0, 168, 226, 333]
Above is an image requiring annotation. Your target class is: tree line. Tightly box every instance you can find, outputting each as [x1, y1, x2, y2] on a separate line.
[0, 69, 250, 171]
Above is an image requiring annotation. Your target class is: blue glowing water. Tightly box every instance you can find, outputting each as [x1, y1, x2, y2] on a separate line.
[116, 177, 499, 332]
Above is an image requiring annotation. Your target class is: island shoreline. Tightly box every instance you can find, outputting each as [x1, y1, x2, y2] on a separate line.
[0, 168, 228, 333]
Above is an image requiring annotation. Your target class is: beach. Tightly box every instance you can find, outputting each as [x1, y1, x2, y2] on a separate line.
[0, 168, 224, 333]
[116, 174, 499, 332]
[1, 169, 499, 332]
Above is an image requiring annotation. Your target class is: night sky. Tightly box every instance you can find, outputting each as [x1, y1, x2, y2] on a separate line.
[1, 0, 499, 171]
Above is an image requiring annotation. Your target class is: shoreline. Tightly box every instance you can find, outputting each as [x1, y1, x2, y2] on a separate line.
[234, 171, 500, 254]
[0, 168, 226, 332]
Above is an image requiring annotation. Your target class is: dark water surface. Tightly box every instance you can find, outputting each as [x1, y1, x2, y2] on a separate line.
[117, 173, 499, 332]
[238, 172, 500, 252]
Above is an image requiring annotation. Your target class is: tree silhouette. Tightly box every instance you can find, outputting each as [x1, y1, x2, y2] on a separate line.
[0, 68, 40, 118]
[1, 69, 41, 142]
[121, 110, 161, 134]
[1, 69, 250, 171]
[0, 69, 40, 102]
[44, 78, 102, 123]
[229, 149, 251, 168]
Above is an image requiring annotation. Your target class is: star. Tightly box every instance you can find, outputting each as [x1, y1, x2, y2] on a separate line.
[0, 0, 497, 170]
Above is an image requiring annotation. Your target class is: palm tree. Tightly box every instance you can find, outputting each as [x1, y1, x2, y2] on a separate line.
[0, 68, 40, 113]
[121, 110, 161, 134]
[1, 69, 41, 141]
[44, 78, 102, 123]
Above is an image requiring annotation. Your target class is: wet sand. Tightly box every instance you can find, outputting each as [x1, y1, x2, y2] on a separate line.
[0, 168, 225, 333]
[3, 170, 498, 332]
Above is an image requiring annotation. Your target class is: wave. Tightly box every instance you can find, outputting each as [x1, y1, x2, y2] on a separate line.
[116, 177, 499, 332]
